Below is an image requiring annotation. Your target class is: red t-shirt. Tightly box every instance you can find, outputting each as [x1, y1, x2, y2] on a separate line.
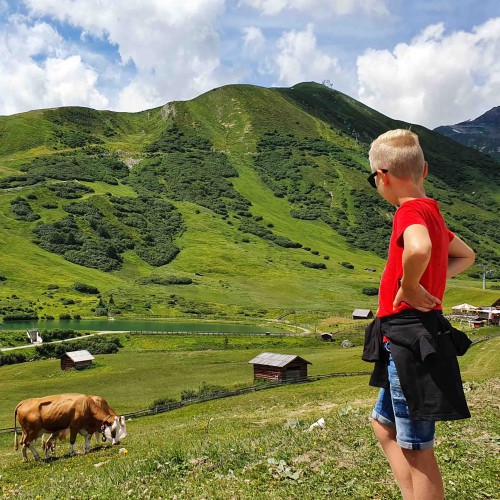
[377, 198, 454, 318]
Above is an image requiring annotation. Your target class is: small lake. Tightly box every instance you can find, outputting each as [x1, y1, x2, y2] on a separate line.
[0, 318, 287, 334]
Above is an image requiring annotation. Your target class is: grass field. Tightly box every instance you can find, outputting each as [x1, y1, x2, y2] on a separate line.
[0, 333, 498, 499]
[0, 84, 498, 322]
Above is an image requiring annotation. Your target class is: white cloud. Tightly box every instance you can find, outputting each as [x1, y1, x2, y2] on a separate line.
[242, 26, 266, 56]
[22, 0, 237, 112]
[240, 0, 389, 17]
[2, 14, 63, 58]
[0, 15, 108, 114]
[356, 18, 500, 128]
[274, 24, 342, 86]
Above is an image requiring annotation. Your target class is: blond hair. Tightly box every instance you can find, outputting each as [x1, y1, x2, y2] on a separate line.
[369, 129, 425, 179]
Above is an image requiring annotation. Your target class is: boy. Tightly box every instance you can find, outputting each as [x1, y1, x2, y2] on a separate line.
[363, 129, 475, 500]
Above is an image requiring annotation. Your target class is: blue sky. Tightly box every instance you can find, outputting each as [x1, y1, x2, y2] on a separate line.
[1, 0, 499, 127]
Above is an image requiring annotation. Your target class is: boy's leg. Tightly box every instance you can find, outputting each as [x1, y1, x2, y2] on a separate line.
[402, 448, 444, 500]
[371, 418, 414, 500]
[387, 356, 444, 500]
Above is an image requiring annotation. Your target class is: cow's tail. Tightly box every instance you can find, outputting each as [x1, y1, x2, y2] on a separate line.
[14, 404, 20, 451]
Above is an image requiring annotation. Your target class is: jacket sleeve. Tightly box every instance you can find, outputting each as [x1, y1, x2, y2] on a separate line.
[438, 316, 472, 356]
[362, 317, 381, 362]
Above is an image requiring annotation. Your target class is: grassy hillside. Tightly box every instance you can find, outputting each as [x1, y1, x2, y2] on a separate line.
[0, 334, 498, 498]
[0, 83, 498, 323]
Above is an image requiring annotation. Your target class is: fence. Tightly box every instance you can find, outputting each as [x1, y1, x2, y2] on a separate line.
[0, 370, 370, 435]
[127, 330, 310, 337]
[2, 334, 497, 435]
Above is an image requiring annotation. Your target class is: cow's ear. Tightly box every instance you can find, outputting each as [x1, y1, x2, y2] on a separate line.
[114, 416, 119, 425]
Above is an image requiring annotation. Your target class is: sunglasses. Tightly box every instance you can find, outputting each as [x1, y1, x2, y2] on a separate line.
[367, 169, 389, 188]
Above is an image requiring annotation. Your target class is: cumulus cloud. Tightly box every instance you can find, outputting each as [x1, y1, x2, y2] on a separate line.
[22, 0, 237, 111]
[274, 24, 342, 86]
[0, 15, 108, 114]
[356, 18, 500, 128]
[241, 0, 389, 17]
[242, 26, 266, 56]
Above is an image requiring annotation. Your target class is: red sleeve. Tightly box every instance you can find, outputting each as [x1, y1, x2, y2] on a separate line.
[394, 206, 427, 248]
[447, 229, 455, 242]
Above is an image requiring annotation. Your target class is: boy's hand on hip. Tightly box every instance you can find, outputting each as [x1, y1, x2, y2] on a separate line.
[393, 284, 441, 312]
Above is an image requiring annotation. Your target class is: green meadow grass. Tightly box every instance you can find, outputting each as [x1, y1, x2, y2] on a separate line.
[0, 335, 498, 499]
[0, 83, 497, 321]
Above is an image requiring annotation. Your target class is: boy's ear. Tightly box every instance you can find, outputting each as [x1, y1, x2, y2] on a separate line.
[423, 161, 428, 179]
[379, 169, 390, 185]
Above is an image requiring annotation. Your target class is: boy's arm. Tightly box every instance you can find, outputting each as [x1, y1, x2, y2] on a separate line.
[447, 235, 475, 278]
[392, 224, 441, 312]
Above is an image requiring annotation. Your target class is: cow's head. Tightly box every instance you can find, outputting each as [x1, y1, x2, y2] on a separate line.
[102, 416, 127, 445]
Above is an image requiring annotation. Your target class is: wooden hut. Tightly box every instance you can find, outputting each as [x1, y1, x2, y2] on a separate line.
[60, 350, 94, 371]
[352, 309, 374, 320]
[248, 352, 311, 382]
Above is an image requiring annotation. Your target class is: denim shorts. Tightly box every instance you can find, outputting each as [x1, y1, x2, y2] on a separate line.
[372, 344, 435, 450]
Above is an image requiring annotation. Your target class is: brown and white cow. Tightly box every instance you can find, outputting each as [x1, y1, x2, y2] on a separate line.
[42, 395, 126, 456]
[14, 393, 126, 461]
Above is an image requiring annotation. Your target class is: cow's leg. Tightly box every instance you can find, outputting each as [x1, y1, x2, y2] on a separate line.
[21, 440, 29, 462]
[69, 428, 78, 457]
[25, 431, 41, 461]
[20, 433, 29, 462]
[28, 442, 41, 461]
[83, 432, 91, 453]
[43, 433, 58, 458]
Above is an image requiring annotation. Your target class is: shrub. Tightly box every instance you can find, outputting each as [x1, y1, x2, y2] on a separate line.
[340, 261, 354, 269]
[138, 276, 193, 286]
[0, 275, 6, 282]
[362, 287, 379, 296]
[180, 389, 197, 400]
[47, 181, 94, 199]
[149, 397, 178, 409]
[301, 261, 326, 270]
[94, 307, 108, 317]
[59, 313, 72, 320]
[2, 312, 38, 321]
[10, 197, 40, 222]
[0, 352, 27, 366]
[180, 382, 228, 401]
[40, 329, 83, 342]
[74, 283, 99, 294]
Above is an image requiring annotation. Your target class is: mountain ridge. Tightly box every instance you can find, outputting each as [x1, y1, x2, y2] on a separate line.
[0, 82, 498, 321]
[434, 106, 500, 160]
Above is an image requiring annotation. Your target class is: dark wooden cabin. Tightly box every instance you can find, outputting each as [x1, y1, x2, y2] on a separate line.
[60, 350, 94, 371]
[352, 308, 374, 320]
[248, 352, 311, 382]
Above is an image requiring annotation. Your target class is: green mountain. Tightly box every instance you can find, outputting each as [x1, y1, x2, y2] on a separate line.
[0, 82, 498, 321]
[434, 106, 500, 161]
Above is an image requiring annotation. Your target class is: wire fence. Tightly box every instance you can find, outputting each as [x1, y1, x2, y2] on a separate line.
[1, 334, 497, 435]
[0, 370, 370, 435]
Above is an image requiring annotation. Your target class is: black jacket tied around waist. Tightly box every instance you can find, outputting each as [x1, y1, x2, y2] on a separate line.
[363, 310, 471, 421]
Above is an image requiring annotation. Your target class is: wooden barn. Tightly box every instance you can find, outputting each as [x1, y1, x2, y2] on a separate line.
[248, 352, 311, 382]
[60, 350, 94, 371]
[352, 308, 374, 320]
